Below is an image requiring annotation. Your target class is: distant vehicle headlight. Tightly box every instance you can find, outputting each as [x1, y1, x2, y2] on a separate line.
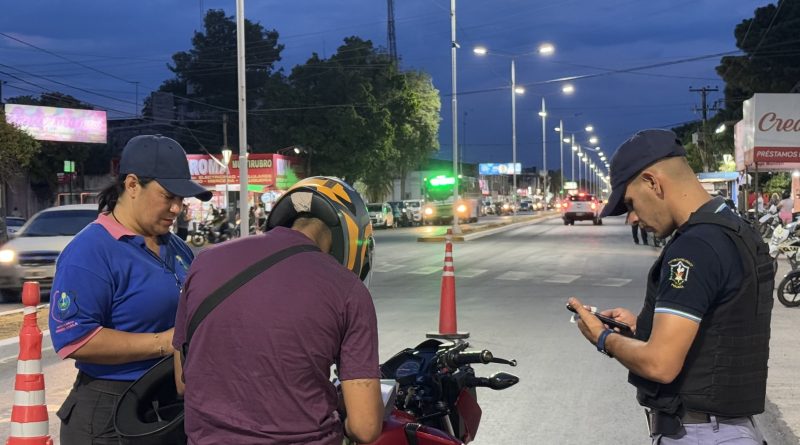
[0, 249, 16, 264]
[456, 204, 467, 214]
[424, 207, 434, 216]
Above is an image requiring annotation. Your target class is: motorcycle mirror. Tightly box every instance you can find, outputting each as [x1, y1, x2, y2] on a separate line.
[486, 372, 519, 390]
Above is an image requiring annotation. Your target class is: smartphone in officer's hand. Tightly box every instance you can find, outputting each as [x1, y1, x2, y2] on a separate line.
[566, 303, 634, 336]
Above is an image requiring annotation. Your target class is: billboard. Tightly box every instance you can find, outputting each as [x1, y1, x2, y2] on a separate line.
[186, 153, 302, 189]
[739, 94, 800, 170]
[4, 104, 107, 144]
[478, 163, 522, 175]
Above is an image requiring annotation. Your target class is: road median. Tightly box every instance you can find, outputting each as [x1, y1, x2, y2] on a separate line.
[417, 212, 559, 242]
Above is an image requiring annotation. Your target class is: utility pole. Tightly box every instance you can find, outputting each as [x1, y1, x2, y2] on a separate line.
[690, 86, 719, 172]
[387, 0, 398, 63]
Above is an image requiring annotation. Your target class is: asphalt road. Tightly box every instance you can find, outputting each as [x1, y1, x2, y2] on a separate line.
[0, 216, 797, 444]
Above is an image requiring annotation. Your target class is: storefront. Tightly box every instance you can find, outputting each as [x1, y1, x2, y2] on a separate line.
[185, 153, 304, 224]
[736, 93, 800, 217]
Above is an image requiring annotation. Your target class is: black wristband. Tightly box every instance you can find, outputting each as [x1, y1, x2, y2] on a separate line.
[596, 329, 616, 358]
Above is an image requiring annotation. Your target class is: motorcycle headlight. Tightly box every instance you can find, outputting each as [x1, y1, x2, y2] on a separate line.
[0, 249, 16, 264]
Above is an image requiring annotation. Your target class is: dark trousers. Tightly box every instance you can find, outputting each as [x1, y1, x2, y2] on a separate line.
[57, 372, 132, 444]
[177, 227, 189, 241]
[632, 225, 648, 245]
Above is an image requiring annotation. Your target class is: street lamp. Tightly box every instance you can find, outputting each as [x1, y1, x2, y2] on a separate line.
[474, 43, 555, 217]
[221, 148, 233, 216]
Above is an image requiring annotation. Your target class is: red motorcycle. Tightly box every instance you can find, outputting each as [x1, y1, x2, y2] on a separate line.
[366, 338, 519, 444]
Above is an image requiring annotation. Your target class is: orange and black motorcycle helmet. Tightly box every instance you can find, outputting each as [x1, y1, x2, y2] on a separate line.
[267, 176, 374, 282]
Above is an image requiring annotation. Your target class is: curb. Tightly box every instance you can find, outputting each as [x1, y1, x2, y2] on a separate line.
[417, 212, 559, 242]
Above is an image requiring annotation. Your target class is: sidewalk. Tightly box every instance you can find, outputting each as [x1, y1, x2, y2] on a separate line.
[759, 259, 800, 444]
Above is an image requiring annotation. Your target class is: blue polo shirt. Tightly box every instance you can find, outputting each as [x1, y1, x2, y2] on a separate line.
[49, 213, 194, 381]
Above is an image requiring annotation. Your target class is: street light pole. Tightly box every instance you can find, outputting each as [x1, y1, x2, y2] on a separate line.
[222, 148, 233, 218]
[450, 0, 461, 234]
[559, 120, 564, 197]
[540, 97, 547, 204]
[571, 134, 576, 182]
[511, 58, 517, 219]
[235, 0, 250, 237]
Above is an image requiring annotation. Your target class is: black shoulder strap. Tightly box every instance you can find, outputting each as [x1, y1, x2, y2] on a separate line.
[682, 211, 740, 233]
[183, 244, 320, 352]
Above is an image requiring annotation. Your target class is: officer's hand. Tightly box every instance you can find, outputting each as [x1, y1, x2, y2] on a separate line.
[568, 297, 604, 345]
[599, 307, 637, 334]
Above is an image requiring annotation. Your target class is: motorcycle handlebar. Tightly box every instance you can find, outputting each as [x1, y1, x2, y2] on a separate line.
[444, 349, 493, 368]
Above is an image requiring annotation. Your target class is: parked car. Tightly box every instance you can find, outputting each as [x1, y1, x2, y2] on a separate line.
[519, 199, 533, 212]
[388, 201, 414, 227]
[0, 204, 98, 302]
[6, 217, 26, 237]
[561, 193, 603, 226]
[402, 199, 424, 225]
[367, 202, 396, 229]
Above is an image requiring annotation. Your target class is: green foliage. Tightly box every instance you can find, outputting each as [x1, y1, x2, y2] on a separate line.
[145, 9, 286, 152]
[763, 172, 791, 195]
[287, 37, 440, 198]
[0, 118, 40, 181]
[149, 12, 441, 203]
[716, 0, 800, 113]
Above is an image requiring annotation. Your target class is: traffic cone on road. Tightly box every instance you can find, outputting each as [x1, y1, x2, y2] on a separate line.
[7, 281, 52, 445]
[427, 229, 469, 340]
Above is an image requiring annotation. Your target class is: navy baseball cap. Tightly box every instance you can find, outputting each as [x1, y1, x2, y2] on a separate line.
[600, 129, 686, 218]
[119, 135, 212, 201]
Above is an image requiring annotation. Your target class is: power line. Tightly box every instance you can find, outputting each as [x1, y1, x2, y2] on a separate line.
[0, 32, 137, 85]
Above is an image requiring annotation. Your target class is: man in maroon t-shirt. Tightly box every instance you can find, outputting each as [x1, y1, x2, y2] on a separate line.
[173, 211, 382, 444]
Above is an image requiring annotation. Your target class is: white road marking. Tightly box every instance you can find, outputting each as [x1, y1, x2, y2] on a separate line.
[496, 271, 529, 281]
[596, 278, 632, 287]
[544, 274, 580, 284]
[457, 269, 488, 278]
[372, 264, 405, 273]
[408, 266, 443, 275]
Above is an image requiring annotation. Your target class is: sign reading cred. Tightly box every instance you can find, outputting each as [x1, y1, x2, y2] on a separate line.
[758, 112, 800, 132]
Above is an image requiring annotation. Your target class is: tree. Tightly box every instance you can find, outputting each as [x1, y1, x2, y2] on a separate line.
[145, 9, 286, 152]
[0, 119, 40, 182]
[288, 37, 440, 199]
[717, 0, 800, 114]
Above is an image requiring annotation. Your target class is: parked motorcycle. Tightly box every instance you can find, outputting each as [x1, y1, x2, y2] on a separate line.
[190, 219, 235, 246]
[362, 338, 518, 444]
[776, 269, 800, 307]
[758, 207, 782, 239]
[768, 221, 800, 270]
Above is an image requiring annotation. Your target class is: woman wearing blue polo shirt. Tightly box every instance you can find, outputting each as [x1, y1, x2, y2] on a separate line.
[49, 135, 212, 444]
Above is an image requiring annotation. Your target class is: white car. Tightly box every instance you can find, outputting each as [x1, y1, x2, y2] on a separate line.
[5, 217, 26, 237]
[402, 199, 424, 224]
[367, 202, 396, 229]
[561, 193, 603, 226]
[0, 204, 98, 302]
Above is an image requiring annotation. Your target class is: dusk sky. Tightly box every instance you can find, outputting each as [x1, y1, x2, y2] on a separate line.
[0, 0, 769, 175]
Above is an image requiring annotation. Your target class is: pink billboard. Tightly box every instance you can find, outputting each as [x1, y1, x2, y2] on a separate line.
[4, 104, 107, 144]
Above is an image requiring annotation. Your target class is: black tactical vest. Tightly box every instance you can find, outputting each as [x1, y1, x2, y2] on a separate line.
[628, 210, 774, 416]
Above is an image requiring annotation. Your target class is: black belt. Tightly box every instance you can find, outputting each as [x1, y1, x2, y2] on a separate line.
[647, 410, 744, 436]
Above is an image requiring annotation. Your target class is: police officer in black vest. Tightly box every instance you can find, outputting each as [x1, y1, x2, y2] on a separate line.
[570, 129, 773, 444]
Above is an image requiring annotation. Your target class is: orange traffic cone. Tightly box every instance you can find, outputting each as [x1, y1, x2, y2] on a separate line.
[427, 229, 469, 340]
[7, 281, 52, 445]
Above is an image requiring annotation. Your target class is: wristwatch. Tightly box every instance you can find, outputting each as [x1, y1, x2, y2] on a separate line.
[596, 329, 616, 358]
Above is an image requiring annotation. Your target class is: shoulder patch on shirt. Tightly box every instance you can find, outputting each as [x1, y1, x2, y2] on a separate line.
[52, 290, 79, 321]
[668, 258, 694, 289]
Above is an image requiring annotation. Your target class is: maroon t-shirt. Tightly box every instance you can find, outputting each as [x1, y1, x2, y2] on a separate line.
[173, 227, 379, 445]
